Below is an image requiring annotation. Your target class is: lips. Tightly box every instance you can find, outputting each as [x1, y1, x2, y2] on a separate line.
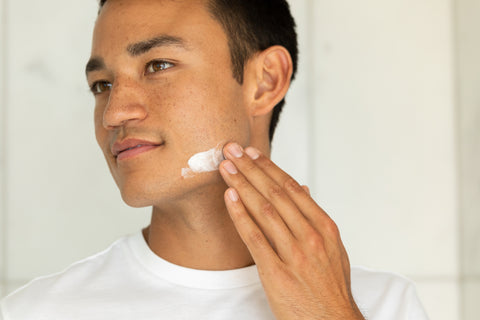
[112, 138, 163, 160]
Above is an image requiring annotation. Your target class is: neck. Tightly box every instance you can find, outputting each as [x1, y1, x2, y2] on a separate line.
[143, 178, 254, 271]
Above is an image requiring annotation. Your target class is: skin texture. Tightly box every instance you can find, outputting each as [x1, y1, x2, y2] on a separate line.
[87, 0, 364, 318]
[90, 0, 251, 207]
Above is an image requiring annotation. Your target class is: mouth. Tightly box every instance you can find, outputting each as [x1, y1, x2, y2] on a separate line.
[112, 139, 163, 161]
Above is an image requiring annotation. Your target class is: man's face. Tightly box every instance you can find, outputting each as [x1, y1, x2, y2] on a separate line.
[86, 0, 251, 207]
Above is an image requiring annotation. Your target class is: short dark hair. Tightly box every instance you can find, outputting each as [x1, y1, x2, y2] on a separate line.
[98, 0, 298, 143]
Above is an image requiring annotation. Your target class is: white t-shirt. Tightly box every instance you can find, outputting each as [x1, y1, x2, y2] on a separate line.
[0, 231, 428, 320]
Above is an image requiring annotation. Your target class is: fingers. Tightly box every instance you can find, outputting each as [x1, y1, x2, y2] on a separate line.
[222, 142, 333, 236]
[220, 157, 297, 262]
[302, 185, 310, 195]
[220, 142, 347, 268]
[249, 146, 335, 234]
[220, 143, 313, 243]
[223, 188, 282, 266]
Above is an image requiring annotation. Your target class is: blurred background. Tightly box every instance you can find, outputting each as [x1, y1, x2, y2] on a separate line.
[0, 0, 479, 319]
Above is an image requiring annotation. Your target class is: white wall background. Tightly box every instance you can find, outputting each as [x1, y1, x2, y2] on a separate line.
[0, 0, 478, 319]
[457, 0, 480, 318]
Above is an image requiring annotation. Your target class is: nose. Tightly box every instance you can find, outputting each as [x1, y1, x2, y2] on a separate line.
[102, 77, 148, 129]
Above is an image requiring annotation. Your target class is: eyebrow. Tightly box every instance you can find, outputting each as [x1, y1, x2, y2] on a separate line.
[85, 57, 106, 75]
[127, 35, 187, 56]
[85, 35, 188, 75]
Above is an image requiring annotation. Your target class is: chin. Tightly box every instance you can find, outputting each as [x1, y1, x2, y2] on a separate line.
[116, 178, 171, 208]
[120, 194, 152, 208]
[117, 186, 153, 208]
[117, 170, 226, 208]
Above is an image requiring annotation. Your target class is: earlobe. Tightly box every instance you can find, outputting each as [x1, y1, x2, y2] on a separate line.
[247, 46, 293, 116]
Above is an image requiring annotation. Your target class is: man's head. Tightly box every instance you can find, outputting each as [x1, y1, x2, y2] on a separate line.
[87, 0, 297, 207]
[99, 0, 298, 142]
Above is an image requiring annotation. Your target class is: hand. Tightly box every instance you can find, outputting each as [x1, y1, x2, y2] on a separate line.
[219, 142, 365, 320]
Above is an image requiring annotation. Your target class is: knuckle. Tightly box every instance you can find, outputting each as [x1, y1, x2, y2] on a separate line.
[261, 158, 276, 170]
[247, 231, 265, 246]
[267, 184, 285, 200]
[305, 230, 325, 251]
[324, 219, 340, 238]
[284, 178, 304, 194]
[230, 205, 246, 220]
[261, 202, 277, 219]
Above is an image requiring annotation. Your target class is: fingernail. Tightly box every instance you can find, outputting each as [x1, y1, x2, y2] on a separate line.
[227, 189, 239, 202]
[223, 161, 238, 174]
[245, 147, 260, 160]
[227, 143, 243, 158]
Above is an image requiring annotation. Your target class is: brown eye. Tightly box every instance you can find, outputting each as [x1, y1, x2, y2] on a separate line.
[146, 60, 174, 74]
[91, 81, 112, 95]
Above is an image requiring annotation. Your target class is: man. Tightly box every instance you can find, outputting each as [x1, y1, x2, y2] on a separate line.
[0, 0, 428, 319]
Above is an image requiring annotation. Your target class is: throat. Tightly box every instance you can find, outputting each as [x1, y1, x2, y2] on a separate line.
[144, 199, 254, 271]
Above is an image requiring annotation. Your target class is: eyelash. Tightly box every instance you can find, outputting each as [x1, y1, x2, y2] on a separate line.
[145, 60, 175, 74]
[90, 81, 112, 95]
[89, 59, 175, 95]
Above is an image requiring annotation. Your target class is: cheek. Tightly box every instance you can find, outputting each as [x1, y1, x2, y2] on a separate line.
[180, 95, 248, 146]
[160, 77, 246, 128]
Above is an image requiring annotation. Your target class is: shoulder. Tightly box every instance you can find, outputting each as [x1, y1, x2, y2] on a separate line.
[0, 234, 134, 319]
[351, 266, 428, 319]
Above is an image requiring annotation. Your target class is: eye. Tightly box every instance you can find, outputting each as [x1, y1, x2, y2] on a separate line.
[90, 81, 112, 95]
[145, 60, 174, 74]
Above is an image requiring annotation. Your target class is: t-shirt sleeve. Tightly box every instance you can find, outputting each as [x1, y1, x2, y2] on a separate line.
[406, 282, 429, 319]
[351, 266, 430, 319]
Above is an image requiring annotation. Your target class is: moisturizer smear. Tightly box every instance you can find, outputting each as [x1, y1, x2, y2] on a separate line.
[181, 144, 225, 178]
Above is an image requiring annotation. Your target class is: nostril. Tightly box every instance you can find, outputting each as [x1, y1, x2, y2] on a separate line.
[102, 102, 148, 129]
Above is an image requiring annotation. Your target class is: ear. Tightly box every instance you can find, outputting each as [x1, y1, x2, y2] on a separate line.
[243, 46, 293, 117]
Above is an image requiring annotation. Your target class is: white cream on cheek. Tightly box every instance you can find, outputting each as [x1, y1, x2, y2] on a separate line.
[181, 144, 225, 178]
